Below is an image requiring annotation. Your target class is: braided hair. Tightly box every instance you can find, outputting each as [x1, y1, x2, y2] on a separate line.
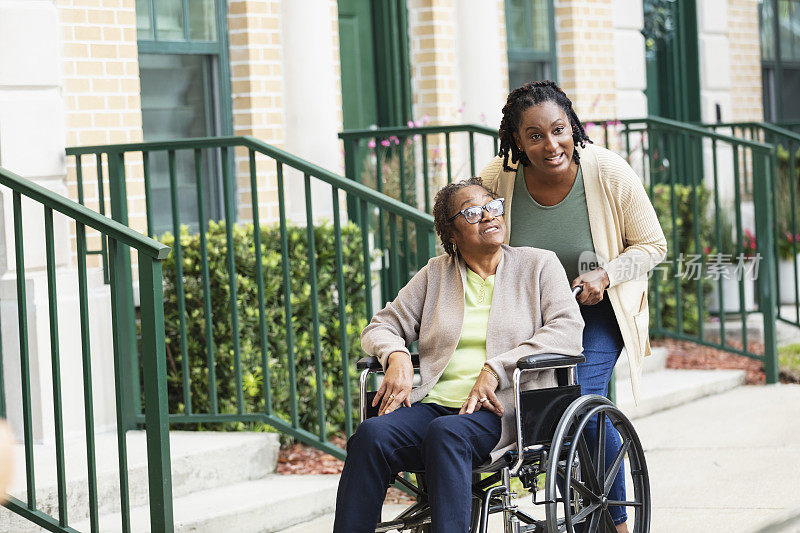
[498, 80, 592, 172]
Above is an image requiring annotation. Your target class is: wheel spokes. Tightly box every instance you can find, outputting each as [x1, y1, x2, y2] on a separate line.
[603, 439, 630, 494]
[595, 412, 606, 484]
[607, 499, 643, 508]
[571, 501, 601, 524]
[576, 435, 602, 494]
[601, 508, 617, 533]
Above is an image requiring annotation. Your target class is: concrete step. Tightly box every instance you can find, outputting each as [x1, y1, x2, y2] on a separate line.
[703, 306, 800, 347]
[613, 346, 667, 379]
[0, 431, 279, 532]
[72, 474, 340, 533]
[616, 368, 746, 420]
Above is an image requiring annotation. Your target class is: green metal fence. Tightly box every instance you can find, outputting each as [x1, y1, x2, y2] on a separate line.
[65, 137, 436, 459]
[0, 166, 173, 531]
[704, 122, 800, 331]
[340, 118, 779, 382]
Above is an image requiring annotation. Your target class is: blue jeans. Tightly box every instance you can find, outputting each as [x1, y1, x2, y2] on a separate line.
[333, 402, 502, 533]
[577, 297, 627, 526]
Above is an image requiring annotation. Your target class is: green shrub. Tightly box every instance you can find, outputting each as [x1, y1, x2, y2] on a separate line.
[159, 220, 369, 438]
[649, 183, 714, 334]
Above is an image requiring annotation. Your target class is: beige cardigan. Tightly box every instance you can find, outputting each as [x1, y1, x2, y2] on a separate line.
[478, 144, 667, 403]
[361, 245, 584, 463]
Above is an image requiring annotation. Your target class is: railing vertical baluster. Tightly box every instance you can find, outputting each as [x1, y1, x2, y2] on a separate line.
[331, 186, 353, 436]
[96, 154, 109, 276]
[389, 213, 401, 295]
[753, 149, 778, 384]
[76, 154, 85, 205]
[143, 151, 154, 237]
[422, 134, 431, 213]
[788, 140, 800, 318]
[603, 122, 610, 149]
[375, 148, 389, 306]
[304, 174, 326, 441]
[220, 146, 244, 413]
[645, 128, 662, 333]
[249, 149, 272, 414]
[493, 136, 498, 155]
[138, 253, 175, 533]
[194, 148, 217, 414]
[667, 132, 683, 334]
[398, 139, 410, 282]
[107, 151, 140, 427]
[78, 223, 102, 533]
[445, 133, 452, 184]
[732, 144, 747, 349]
[689, 135, 704, 340]
[359, 199, 374, 319]
[276, 163, 299, 427]
[44, 208, 68, 527]
[469, 131, 476, 176]
[711, 139, 726, 345]
[12, 192, 35, 510]
[168, 150, 191, 414]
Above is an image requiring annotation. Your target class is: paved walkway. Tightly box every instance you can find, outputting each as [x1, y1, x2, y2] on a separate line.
[281, 384, 800, 532]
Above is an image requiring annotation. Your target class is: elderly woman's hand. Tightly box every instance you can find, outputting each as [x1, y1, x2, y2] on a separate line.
[373, 351, 414, 416]
[572, 267, 610, 305]
[459, 366, 503, 416]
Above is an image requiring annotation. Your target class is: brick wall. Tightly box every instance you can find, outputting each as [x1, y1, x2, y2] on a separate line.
[58, 0, 146, 260]
[728, 0, 764, 121]
[555, 0, 617, 121]
[228, 0, 283, 223]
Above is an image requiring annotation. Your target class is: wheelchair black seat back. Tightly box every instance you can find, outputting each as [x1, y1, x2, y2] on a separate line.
[356, 353, 651, 533]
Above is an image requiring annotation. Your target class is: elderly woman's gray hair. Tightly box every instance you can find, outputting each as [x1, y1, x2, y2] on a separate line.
[432, 177, 495, 257]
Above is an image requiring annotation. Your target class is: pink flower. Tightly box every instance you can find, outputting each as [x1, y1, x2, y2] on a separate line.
[423, 115, 430, 124]
[381, 139, 391, 147]
[704, 246, 711, 254]
[407, 120, 415, 128]
[751, 242, 756, 249]
[368, 139, 376, 149]
[586, 122, 596, 128]
[414, 120, 422, 127]
[390, 136, 400, 145]
[414, 134, 420, 140]
[457, 107, 464, 113]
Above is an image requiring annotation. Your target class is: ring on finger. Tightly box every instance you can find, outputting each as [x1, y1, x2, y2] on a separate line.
[388, 394, 396, 400]
[479, 397, 488, 403]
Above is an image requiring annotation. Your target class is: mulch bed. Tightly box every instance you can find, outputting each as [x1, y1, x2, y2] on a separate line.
[277, 435, 413, 504]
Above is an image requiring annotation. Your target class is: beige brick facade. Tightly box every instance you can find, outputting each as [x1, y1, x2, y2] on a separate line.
[555, 0, 617, 121]
[58, 0, 146, 261]
[728, 0, 764, 121]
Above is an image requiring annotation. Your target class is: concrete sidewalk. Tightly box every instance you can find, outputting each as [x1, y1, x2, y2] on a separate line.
[281, 384, 800, 532]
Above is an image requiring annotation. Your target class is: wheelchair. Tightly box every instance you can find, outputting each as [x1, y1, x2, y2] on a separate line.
[356, 351, 651, 533]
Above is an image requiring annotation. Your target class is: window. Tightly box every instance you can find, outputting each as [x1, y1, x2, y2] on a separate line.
[135, 0, 232, 235]
[760, 0, 800, 120]
[505, 0, 558, 89]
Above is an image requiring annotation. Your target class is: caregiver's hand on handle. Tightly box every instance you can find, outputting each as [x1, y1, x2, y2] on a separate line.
[373, 351, 413, 416]
[571, 267, 609, 305]
[459, 365, 503, 416]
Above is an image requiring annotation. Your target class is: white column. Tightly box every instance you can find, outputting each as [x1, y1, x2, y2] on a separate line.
[0, 0, 115, 443]
[281, 0, 341, 221]
[612, 0, 648, 119]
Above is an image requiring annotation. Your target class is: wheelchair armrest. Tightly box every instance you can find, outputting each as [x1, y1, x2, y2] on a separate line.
[356, 352, 420, 371]
[517, 353, 585, 370]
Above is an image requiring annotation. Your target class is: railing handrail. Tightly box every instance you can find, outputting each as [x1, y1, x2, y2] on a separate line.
[338, 123, 498, 140]
[701, 121, 800, 143]
[66, 136, 435, 228]
[615, 116, 775, 150]
[0, 165, 170, 259]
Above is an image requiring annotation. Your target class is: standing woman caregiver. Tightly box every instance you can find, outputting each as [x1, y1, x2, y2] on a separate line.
[479, 80, 667, 533]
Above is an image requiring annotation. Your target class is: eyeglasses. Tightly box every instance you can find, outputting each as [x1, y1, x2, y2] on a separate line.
[448, 198, 505, 224]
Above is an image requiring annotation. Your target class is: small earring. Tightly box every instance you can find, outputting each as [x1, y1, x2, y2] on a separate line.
[453, 242, 457, 252]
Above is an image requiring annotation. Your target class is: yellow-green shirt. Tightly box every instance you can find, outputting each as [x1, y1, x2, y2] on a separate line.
[423, 268, 494, 408]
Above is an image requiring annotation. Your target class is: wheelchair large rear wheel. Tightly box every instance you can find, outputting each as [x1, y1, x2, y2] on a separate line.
[544, 395, 650, 533]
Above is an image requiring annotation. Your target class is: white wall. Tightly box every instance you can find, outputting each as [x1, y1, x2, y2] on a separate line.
[697, 0, 732, 123]
[613, 0, 648, 118]
[0, 0, 115, 442]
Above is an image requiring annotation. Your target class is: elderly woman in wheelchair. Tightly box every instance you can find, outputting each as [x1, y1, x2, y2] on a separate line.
[334, 178, 650, 533]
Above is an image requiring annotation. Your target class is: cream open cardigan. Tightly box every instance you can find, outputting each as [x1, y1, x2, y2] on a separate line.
[478, 143, 667, 403]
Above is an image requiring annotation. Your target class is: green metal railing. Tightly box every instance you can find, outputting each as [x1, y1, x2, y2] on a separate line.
[0, 166, 173, 531]
[704, 122, 800, 330]
[341, 118, 780, 382]
[66, 136, 436, 459]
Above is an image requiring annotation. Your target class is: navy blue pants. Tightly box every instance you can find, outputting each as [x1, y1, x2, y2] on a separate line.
[577, 298, 627, 526]
[333, 402, 502, 533]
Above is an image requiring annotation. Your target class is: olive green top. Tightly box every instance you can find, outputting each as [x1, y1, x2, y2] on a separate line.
[423, 268, 494, 408]
[509, 165, 596, 283]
